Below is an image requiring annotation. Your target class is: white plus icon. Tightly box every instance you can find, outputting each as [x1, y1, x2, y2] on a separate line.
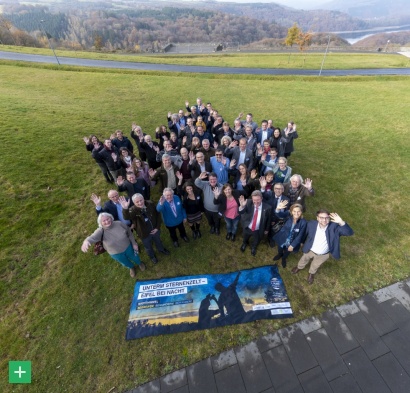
[14, 366, 26, 378]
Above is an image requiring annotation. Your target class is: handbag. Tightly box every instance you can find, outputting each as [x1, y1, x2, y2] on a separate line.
[93, 230, 106, 255]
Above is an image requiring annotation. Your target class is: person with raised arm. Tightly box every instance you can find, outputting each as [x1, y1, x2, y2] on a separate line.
[291, 210, 354, 284]
[81, 212, 145, 278]
[283, 174, 314, 212]
[156, 188, 189, 248]
[120, 194, 170, 265]
[238, 190, 271, 257]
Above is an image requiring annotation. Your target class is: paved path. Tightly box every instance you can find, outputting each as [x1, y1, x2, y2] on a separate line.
[129, 278, 410, 393]
[1, 51, 410, 76]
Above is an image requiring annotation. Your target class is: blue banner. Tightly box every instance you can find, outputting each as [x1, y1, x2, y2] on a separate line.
[126, 265, 293, 339]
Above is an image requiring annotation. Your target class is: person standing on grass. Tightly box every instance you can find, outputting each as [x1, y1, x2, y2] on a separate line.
[130, 124, 147, 162]
[238, 190, 271, 257]
[156, 188, 189, 248]
[81, 212, 145, 278]
[272, 202, 307, 269]
[95, 139, 123, 182]
[213, 184, 245, 242]
[195, 172, 223, 235]
[140, 135, 161, 170]
[178, 181, 204, 240]
[291, 210, 354, 285]
[120, 194, 170, 265]
[281, 121, 298, 158]
[83, 135, 114, 183]
[210, 148, 231, 184]
[283, 174, 314, 212]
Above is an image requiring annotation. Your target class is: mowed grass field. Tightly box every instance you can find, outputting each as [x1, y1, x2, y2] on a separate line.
[0, 59, 409, 392]
[1, 44, 410, 69]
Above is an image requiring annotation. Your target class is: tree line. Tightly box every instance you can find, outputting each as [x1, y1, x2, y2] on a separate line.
[3, 5, 287, 51]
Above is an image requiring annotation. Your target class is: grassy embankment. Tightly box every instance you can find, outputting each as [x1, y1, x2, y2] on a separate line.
[1, 44, 409, 69]
[0, 60, 409, 392]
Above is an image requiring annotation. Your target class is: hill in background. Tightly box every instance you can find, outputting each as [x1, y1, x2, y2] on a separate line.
[321, 0, 410, 20]
[1, 0, 409, 51]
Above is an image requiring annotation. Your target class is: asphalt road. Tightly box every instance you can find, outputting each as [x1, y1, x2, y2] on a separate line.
[1, 50, 410, 76]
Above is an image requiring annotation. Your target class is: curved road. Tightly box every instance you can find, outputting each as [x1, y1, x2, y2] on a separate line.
[1, 50, 410, 76]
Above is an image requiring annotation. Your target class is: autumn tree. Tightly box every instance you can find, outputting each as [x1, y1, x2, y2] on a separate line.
[284, 23, 300, 63]
[93, 33, 103, 50]
[296, 31, 313, 66]
[0, 15, 17, 45]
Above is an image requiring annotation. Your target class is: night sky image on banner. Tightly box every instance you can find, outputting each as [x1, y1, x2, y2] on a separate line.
[126, 265, 293, 339]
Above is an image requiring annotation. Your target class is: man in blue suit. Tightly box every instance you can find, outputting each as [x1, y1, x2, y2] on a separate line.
[255, 119, 273, 145]
[91, 191, 131, 226]
[292, 209, 354, 284]
[156, 188, 189, 248]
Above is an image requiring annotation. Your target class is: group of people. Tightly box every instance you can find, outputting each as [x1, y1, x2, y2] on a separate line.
[82, 97, 354, 284]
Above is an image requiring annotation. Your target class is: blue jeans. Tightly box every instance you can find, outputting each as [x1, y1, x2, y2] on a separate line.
[110, 244, 141, 269]
[224, 215, 240, 235]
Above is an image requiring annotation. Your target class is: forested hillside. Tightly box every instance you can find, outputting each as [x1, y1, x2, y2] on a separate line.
[3, 0, 404, 51]
[3, 4, 287, 51]
[197, 2, 367, 32]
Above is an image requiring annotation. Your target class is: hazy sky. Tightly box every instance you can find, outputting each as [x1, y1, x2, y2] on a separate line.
[214, 0, 330, 10]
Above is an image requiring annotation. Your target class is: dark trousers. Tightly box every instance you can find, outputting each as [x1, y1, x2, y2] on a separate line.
[242, 227, 261, 249]
[97, 162, 114, 181]
[142, 230, 166, 258]
[204, 209, 221, 229]
[277, 245, 291, 259]
[166, 222, 187, 242]
[109, 168, 124, 182]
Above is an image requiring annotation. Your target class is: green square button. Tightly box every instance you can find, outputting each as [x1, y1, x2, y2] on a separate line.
[9, 361, 31, 384]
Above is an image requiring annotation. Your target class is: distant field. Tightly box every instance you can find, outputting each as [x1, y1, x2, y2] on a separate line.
[0, 62, 409, 393]
[1, 44, 409, 69]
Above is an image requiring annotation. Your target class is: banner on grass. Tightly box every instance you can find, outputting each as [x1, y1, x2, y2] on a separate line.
[126, 265, 293, 340]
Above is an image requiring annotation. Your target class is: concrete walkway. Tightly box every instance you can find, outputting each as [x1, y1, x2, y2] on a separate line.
[129, 277, 410, 393]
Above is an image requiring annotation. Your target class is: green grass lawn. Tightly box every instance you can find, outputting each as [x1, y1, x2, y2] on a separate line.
[1, 44, 410, 69]
[0, 61, 409, 392]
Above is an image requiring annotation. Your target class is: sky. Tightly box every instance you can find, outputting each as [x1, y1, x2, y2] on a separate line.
[213, 0, 330, 10]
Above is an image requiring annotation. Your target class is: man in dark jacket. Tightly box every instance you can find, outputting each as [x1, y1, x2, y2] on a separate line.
[112, 130, 134, 153]
[148, 154, 180, 194]
[283, 174, 314, 212]
[120, 195, 170, 264]
[260, 181, 291, 248]
[292, 209, 354, 284]
[140, 135, 161, 169]
[94, 139, 123, 181]
[225, 138, 254, 170]
[238, 190, 272, 256]
[190, 152, 212, 181]
[117, 172, 150, 202]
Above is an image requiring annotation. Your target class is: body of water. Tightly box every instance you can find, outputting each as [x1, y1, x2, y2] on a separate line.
[334, 25, 410, 44]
